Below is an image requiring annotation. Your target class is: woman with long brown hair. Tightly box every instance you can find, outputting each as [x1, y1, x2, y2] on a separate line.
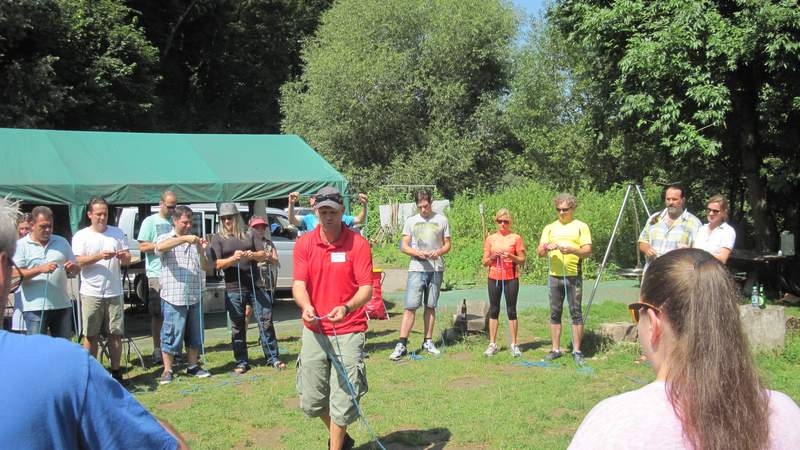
[570, 248, 799, 449]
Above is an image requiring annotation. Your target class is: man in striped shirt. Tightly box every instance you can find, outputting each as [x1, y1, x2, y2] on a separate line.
[638, 184, 702, 270]
[155, 205, 211, 385]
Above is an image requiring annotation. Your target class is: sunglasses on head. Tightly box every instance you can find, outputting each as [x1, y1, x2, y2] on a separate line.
[496, 219, 510, 224]
[628, 301, 661, 323]
[315, 193, 342, 204]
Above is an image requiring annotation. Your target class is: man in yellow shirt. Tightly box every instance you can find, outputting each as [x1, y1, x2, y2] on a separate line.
[537, 193, 592, 365]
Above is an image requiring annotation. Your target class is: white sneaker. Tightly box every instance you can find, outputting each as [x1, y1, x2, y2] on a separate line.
[484, 343, 498, 356]
[511, 344, 522, 358]
[389, 343, 407, 361]
[422, 340, 441, 355]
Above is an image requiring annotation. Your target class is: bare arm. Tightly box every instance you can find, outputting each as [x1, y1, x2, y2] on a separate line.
[716, 247, 732, 264]
[287, 192, 302, 227]
[400, 234, 426, 259]
[560, 244, 592, 258]
[351, 193, 368, 225]
[138, 241, 156, 253]
[293, 280, 317, 325]
[639, 241, 656, 258]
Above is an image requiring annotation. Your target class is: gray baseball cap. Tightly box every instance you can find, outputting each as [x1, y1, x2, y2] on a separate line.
[314, 187, 343, 211]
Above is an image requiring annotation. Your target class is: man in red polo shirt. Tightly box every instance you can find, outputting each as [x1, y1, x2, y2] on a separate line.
[293, 186, 373, 450]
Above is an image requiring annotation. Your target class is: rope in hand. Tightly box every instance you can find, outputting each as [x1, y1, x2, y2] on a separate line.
[311, 314, 387, 450]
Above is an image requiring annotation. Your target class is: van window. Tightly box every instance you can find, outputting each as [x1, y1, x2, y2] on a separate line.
[192, 212, 203, 237]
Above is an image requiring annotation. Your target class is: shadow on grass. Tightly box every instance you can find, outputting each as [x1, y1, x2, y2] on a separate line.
[355, 427, 452, 450]
[580, 329, 614, 357]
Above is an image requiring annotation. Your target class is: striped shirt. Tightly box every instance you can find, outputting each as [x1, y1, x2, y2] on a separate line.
[155, 231, 204, 306]
[638, 209, 702, 268]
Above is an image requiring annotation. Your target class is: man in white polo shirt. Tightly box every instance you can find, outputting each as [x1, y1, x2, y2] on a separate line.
[72, 197, 130, 382]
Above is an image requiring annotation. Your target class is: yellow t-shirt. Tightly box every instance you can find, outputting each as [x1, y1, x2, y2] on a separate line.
[539, 219, 592, 276]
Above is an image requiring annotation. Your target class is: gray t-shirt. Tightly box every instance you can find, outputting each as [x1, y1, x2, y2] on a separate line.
[403, 212, 450, 272]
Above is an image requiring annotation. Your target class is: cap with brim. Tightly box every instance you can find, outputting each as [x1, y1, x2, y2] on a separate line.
[249, 217, 267, 227]
[314, 187, 343, 211]
[219, 203, 239, 217]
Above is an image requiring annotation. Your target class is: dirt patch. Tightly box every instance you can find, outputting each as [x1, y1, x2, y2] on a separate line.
[446, 351, 473, 361]
[282, 397, 299, 409]
[233, 425, 290, 449]
[450, 376, 491, 389]
[237, 381, 253, 395]
[159, 396, 194, 411]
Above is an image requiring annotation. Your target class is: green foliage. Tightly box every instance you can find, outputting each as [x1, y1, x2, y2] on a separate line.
[281, 0, 519, 197]
[128, 0, 333, 133]
[0, 0, 160, 130]
[371, 181, 651, 287]
[552, 0, 800, 250]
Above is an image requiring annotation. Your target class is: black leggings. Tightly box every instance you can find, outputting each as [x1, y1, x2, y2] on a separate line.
[487, 278, 519, 320]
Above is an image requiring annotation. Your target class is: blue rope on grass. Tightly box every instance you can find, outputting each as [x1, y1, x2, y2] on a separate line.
[512, 360, 560, 368]
[313, 315, 387, 450]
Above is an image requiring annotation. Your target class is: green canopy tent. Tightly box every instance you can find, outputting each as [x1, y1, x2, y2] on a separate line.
[0, 128, 348, 232]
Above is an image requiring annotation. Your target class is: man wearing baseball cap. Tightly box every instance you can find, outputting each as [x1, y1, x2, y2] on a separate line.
[292, 187, 373, 450]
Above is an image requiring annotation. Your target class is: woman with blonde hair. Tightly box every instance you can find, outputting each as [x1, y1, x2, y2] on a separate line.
[570, 248, 800, 449]
[209, 203, 284, 373]
[481, 208, 525, 357]
[693, 194, 735, 263]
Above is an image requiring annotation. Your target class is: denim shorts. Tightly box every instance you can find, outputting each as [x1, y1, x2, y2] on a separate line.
[160, 299, 202, 355]
[404, 271, 443, 310]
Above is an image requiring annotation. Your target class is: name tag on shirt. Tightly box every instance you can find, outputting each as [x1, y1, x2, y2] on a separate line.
[331, 252, 346, 263]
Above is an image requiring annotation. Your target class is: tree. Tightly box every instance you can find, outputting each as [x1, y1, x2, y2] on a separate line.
[128, 0, 333, 133]
[553, 0, 800, 251]
[281, 0, 519, 196]
[0, 0, 160, 130]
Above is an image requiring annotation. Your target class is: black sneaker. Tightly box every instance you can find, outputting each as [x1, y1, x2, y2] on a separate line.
[159, 371, 174, 385]
[151, 349, 163, 366]
[544, 350, 563, 361]
[328, 433, 355, 450]
[187, 365, 211, 378]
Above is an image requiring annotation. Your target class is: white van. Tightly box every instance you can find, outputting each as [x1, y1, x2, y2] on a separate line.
[115, 204, 297, 292]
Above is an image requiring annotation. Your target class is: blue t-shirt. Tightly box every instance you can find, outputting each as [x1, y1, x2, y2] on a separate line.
[301, 213, 355, 231]
[0, 331, 177, 450]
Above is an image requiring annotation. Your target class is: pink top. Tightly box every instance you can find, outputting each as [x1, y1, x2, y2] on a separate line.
[569, 381, 800, 449]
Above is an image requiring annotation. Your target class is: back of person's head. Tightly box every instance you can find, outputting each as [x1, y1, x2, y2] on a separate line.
[641, 248, 769, 450]
[0, 197, 19, 257]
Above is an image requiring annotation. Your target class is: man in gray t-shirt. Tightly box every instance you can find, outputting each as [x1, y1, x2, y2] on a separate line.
[389, 190, 451, 361]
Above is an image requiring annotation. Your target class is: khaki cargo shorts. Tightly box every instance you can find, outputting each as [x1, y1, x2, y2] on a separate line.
[296, 326, 367, 427]
[81, 295, 124, 337]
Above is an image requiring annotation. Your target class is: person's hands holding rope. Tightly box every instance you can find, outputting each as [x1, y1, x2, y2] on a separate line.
[196, 238, 209, 252]
[288, 191, 300, 204]
[301, 305, 318, 325]
[327, 305, 348, 323]
[38, 261, 58, 274]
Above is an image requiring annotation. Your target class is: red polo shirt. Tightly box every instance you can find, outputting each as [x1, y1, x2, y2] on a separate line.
[293, 225, 373, 335]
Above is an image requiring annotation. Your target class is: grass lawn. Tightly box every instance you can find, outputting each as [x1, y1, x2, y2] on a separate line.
[127, 301, 800, 449]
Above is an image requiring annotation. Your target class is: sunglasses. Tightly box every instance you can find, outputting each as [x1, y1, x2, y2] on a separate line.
[315, 193, 342, 204]
[706, 208, 721, 213]
[496, 219, 510, 224]
[8, 259, 24, 294]
[628, 301, 661, 323]
[556, 208, 572, 212]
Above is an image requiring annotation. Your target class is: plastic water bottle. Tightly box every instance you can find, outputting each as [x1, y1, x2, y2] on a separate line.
[751, 282, 760, 308]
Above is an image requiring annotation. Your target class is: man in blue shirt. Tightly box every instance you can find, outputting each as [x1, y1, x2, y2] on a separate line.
[0, 198, 187, 449]
[13, 206, 80, 338]
[288, 190, 368, 232]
